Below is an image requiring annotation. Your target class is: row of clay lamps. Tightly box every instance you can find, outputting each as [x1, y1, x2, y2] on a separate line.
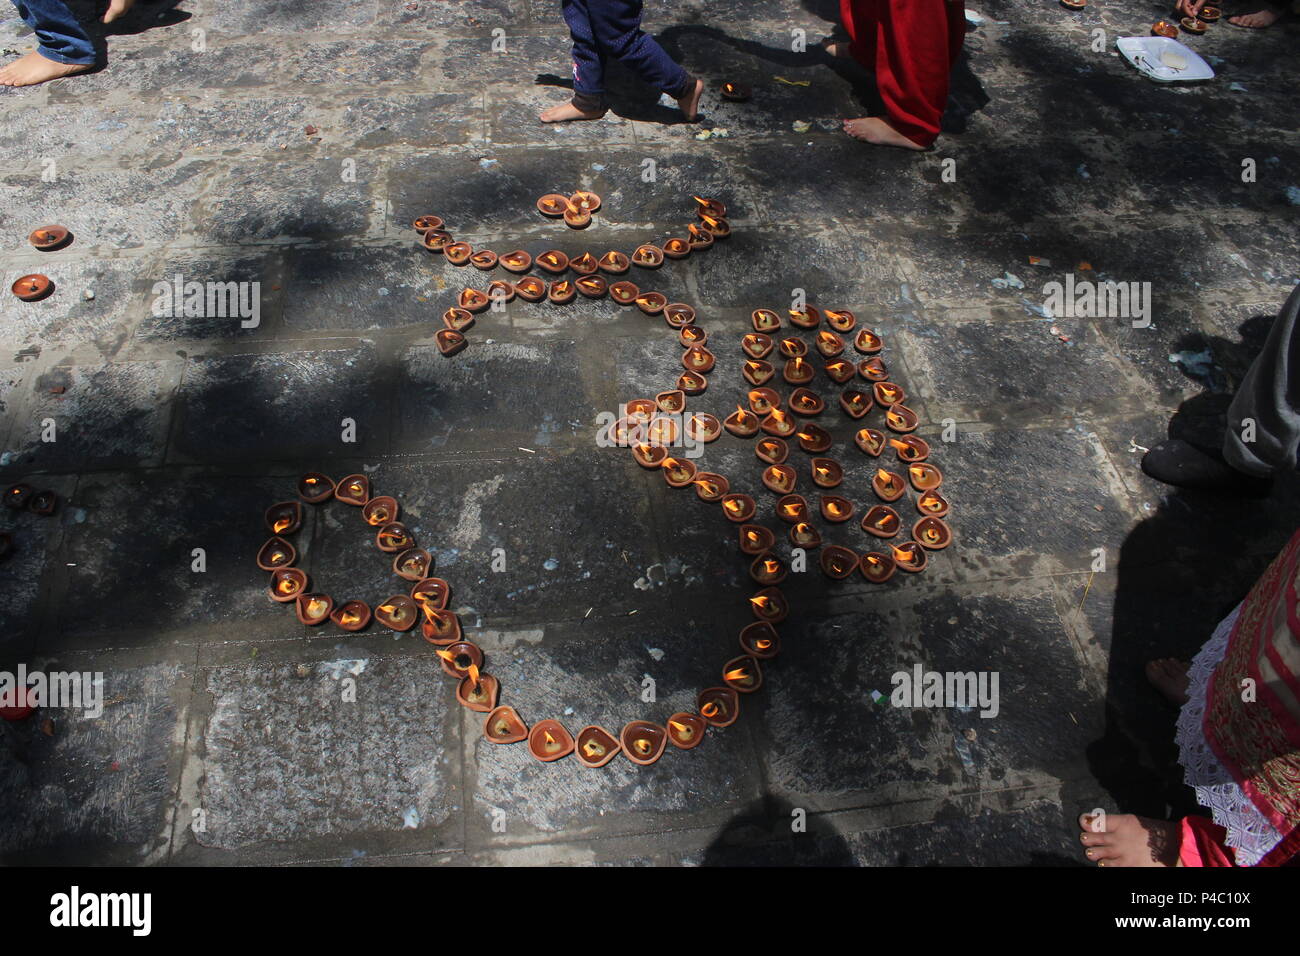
[11, 225, 72, 301]
[0, 482, 61, 563]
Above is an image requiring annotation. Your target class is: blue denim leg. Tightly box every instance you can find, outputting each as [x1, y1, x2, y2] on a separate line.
[12, 0, 97, 65]
[588, 0, 689, 97]
[563, 0, 606, 107]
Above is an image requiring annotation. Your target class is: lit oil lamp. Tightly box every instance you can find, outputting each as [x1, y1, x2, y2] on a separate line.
[751, 309, 781, 333]
[637, 292, 669, 315]
[419, 606, 462, 645]
[693, 196, 727, 219]
[776, 494, 809, 524]
[442, 306, 475, 331]
[742, 333, 773, 359]
[632, 244, 664, 268]
[789, 388, 825, 415]
[12, 274, 52, 301]
[436, 641, 484, 679]
[256, 536, 296, 571]
[609, 281, 640, 305]
[456, 669, 499, 713]
[597, 251, 630, 274]
[571, 190, 602, 213]
[549, 278, 577, 304]
[29, 224, 71, 250]
[815, 330, 845, 357]
[721, 493, 756, 523]
[679, 325, 707, 347]
[861, 504, 901, 538]
[778, 336, 808, 359]
[907, 462, 943, 491]
[647, 416, 678, 445]
[698, 686, 740, 727]
[743, 360, 775, 386]
[537, 193, 571, 217]
[755, 437, 789, 465]
[692, 472, 729, 501]
[458, 287, 490, 312]
[375, 594, 419, 631]
[661, 456, 697, 487]
[500, 249, 532, 273]
[663, 303, 696, 327]
[760, 408, 796, 438]
[470, 250, 498, 270]
[436, 329, 467, 357]
[820, 494, 854, 523]
[913, 516, 952, 550]
[762, 464, 797, 494]
[783, 356, 815, 385]
[27, 490, 57, 516]
[627, 398, 658, 421]
[916, 489, 950, 518]
[677, 370, 708, 396]
[789, 521, 822, 549]
[295, 592, 334, 626]
[393, 547, 432, 582]
[662, 238, 691, 260]
[422, 230, 453, 253]
[536, 250, 570, 274]
[265, 501, 303, 536]
[855, 427, 886, 456]
[685, 412, 721, 443]
[810, 458, 843, 488]
[748, 387, 780, 414]
[375, 521, 414, 553]
[529, 719, 576, 763]
[820, 544, 859, 580]
[839, 389, 873, 419]
[681, 344, 714, 371]
[632, 442, 669, 468]
[363, 495, 399, 527]
[824, 359, 856, 384]
[620, 721, 668, 765]
[825, 309, 856, 332]
[1178, 15, 1206, 34]
[335, 474, 370, 505]
[269, 568, 309, 603]
[854, 329, 884, 354]
[687, 223, 715, 249]
[513, 275, 547, 301]
[410, 576, 451, 609]
[487, 280, 514, 304]
[666, 712, 706, 750]
[576, 275, 608, 298]
[788, 306, 820, 329]
[484, 705, 528, 745]
[738, 523, 776, 555]
[739, 621, 780, 659]
[722, 655, 762, 693]
[563, 205, 591, 229]
[1199, 6, 1221, 21]
[575, 725, 622, 767]
[723, 406, 760, 438]
[872, 468, 906, 502]
[795, 424, 832, 453]
[296, 472, 334, 503]
[444, 241, 473, 266]
[698, 214, 730, 238]
[720, 80, 752, 101]
[890, 436, 930, 462]
[330, 599, 372, 631]
[873, 382, 905, 407]
[569, 251, 599, 275]
[858, 357, 889, 382]
[884, 404, 919, 434]
[892, 541, 928, 573]
[750, 551, 787, 585]
[860, 551, 897, 583]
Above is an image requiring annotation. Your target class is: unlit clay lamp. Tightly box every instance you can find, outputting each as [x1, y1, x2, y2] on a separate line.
[917, 489, 950, 518]
[892, 541, 928, 573]
[796, 424, 832, 453]
[873, 381, 905, 407]
[514, 276, 547, 301]
[783, 356, 815, 385]
[298, 472, 334, 503]
[575, 725, 622, 767]
[576, 275, 608, 298]
[872, 468, 907, 503]
[436, 329, 467, 356]
[913, 516, 952, 550]
[755, 437, 789, 465]
[667, 712, 706, 750]
[632, 244, 664, 268]
[815, 330, 845, 358]
[12, 274, 52, 301]
[738, 524, 776, 555]
[664, 303, 695, 327]
[740, 621, 780, 659]
[884, 404, 919, 434]
[858, 357, 889, 382]
[743, 360, 775, 386]
[296, 593, 333, 626]
[500, 249, 532, 273]
[685, 412, 721, 443]
[692, 472, 729, 501]
[724, 406, 760, 437]
[810, 458, 843, 488]
[265, 500, 303, 535]
[776, 494, 809, 524]
[457, 669, 499, 713]
[411, 576, 451, 609]
[788, 306, 820, 330]
[632, 442, 668, 468]
[1179, 15, 1207, 33]
[722, 655, 763, 694]
[621, 721, 668, 765]
[443, 307, 474, 331]
[422, 230, 453, 252]
[908, 462, 943, 492]
[29, 225, 70, 250]
[855, 427, 886, 456]
[825, 309, 856, 333]
[662, 456, 697, 488]
[256, 536, 296, 571]
[484, 705, 528, 744]
[419, 606, 462, 646]
[860, 551, 897, 583]
[721, 493, 756, 523]
[375, 595, 419, 631]
[749, 586, 788, 623]
[820, 494, 854, 523]
[789, 520, 822, 549]
[27, 490, 57, 516]
[393, 547, 432, 581]
[742, 333, 774, 359]
[681, 345, 714, 374]
[698, 686, 740, 727]
[459, 287, 490, 313]
[748, 387, 780, 414]
[751, 309, 781, 333]
[537, 193, 571, 216]
[789, 388, 825, 416]
[444, 241, 473, 266]
[529, 720, 576, 763]
[330, 599, 372, 631]
[687, 223, 715, 249]
[820, 545, 859, 580]
[677, 369, 707, 395]
[750, 551, 787, 585]
[839, 389, 873, 419]
[363, 495, 399, 526]
[662, 237, 691, 259]
[721, 81, 751, 101]
[548, 278, 577, 304]
[861, 504, 902, 538]
[890, 435, 930, 462]
[598, 251, 630, 274]
[470, 250, 498, 270]
[269, 568, 308, 603]
[436, 641, 484, 680]
[762, 464, 797, 494]
[610, 281, 640, 305]
[535, 249, 570, 274]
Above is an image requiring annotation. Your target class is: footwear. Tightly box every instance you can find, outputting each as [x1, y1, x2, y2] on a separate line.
[1140, 439, 1272, 496]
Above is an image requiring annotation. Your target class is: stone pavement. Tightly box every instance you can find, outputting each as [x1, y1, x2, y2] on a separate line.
[0, 0, 1296, 865]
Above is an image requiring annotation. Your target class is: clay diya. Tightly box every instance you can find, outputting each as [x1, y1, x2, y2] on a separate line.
[662, 238, 691, 259]
[810, 458, 843, 488]
[536, 250, 570, 274]
[854, 329, 884, 354]
[698, 686, 740, 727]
[820, 545, 859, 580]
[655, 389, 686, 413]
[664, 303, 696, 327]
[27, 490, 57, 516]
[892, 541, 928, 573]
[296, 593, 334, 626]
[362, 495, 399, 526]
[335, 474, 370, 505]
[626, 398, 657, 422]
[795, 424, 832, 453]
[680, 341, 711, 367]
[906, 463, 943, 493]
[861, 504, 902, 538]
[375, 521, 415, 552]
[529, 719, 576, 762]
[687, 223, 715, 249]
[420, 606, 462, 645]
[1060, 0, 1086, 8]
[548, 279, 577, 304]
[890, 436, 930, 462]
[825, 309, 856, 333]
[720, 81, 751, 101]
[269, 568, 308, 603]
[374, 595, 418, 631]
[760, 408, 796, 438]
[679, 325, 708, 347]
[575, 725, 622, 767]
[500, 250, 532, 273]
[693, 196, 727, 219]
[436, 329, 467, 357]
[637, 291, 669, 315]
[411, 577, 451, 609]
[789, 388, 826, 416]
[872, 468, 907, 502]
[762, 464, 797, 494]
[646, 416, 679, 446]
[917, 489, 950, 518]
[485, 279, 515, 303]
[751, 309, 781, 333]
[720, 493, 757, 523]
[563, 205, 592, 229]
[1180, 16, 1207, 34]
[571, 190, 602, 213]
[825, 359, 857, 384]
[457, 672, 500, 713]
[873, 382, 905, 407]
[576, 275, 608, 298]
[789, 521, 822, 549]
[676, 369, 707, 397]
[662, 456, 697, 487]
[29, 225, 70, 250]
[778, 336, 808, 359]
[632, 442, 669, 468]
[913, 516, 952, 550]
[632, 244, 664, 268]
[484, 705, 528, 744]
[685, 412, 721, 443]
[1152, 19, 1178, 37]
[740, 621, 780, 659]
[265, 500, 303, 535]
[470, 250, 498, 270]
[12, 275, 52, 301]
[598, 251, 630, 274]
[815, 330, 845, 357]
[442, 307, 475, 331]
[742, 333, 774, 359]
[330, 600, 372, 631]
[722, 655, 762, 693]
[855, 427, 886, 456]
[513, 275, 547, 302]
[5, 484, 34, 510]
[783, 356, 815, 385]
[858, 357, 889, 382]
[436, 641, 484, 679]
[621, 721, 668, 765]
[884, 404, 919, 434]
[755, 437, 789, 465]
[738, 524, 776, 555]
[444, 241, 473, 266]
[699, 214, 731, 238]
[256, 536, 296, 571]
[861, 551, 897, 583]
[667, 712, 706, 750]
[776, 494, 809, 524]
[750, 551, 787, 585]
[748, 387, 781, 414]
[393, 547, 432, 581]
[820, 494, 855, 523]
[411, 215, 443, 233]
[724, 406, 760, 437]
[458, 287, 491, 313]
[743, 360, 776, 386]
[692, 472, 729, 501]
[1199, 6, 1221, 21]
[840, 389, 874, 419]
[788, 306, 820, 330]
[422, 230, 453, 252]
[537, 193, 571, 217]
[609, 281, 640, 305]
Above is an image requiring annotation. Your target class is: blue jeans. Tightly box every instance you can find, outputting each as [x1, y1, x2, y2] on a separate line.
[562, 0, 691, 110]
[12, 0, 97, 65]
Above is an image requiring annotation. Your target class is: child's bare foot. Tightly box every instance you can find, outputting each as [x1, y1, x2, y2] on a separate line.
[540, 101, 607, 123]
[103, 0, 135, 23]
[0, 51, 94, 87]
[1078, 812, 1182, 867]
[1144, 658, 1191, 706]
[843, 116, 927, 150]
[1228, 7, 1281, 27]
[821, 38, 851, 58]
[676, 77, 704, 121]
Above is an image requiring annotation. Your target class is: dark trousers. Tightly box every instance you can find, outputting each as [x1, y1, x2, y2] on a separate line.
[12, 0, 97, 65]
[562, 0, 691, 110]
[1224, 283, 1300, 477]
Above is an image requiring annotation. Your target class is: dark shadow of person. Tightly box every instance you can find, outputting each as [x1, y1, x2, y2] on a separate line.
[700, 794, 856, 866]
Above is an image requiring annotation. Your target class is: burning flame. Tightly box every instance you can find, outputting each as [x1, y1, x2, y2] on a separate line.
[436, 649, 455, 662]
[701, 702, 720, 718]
[700, 214, 723, 229]
[378, 603, 397, 614]
[826, 501, 845, 517]
[923, 527, 941, 542]
[304, 477, 319, 485]
[633, 738, 652, 755]
[669, 720, 691, 734]
[889, 439, 910, 454]
[723, 498, 744, 516]
[797, 430, 815, 442]
[794, 522, 813, 537]
[815, 465, 831, 478]
[750, 595, 771, 610]
[341, 609, 361, 625]
[582, 740, 605, 757]
[467, 664, 481, 687]
[875, 469, 895, 487]
[544, 730, 556, 746]
[694, 479, 718, 495]
[724, 667, 750, 682]
[781, 503, 800, 518]
[909, 465, 926, 481]
[756, 639, 772, 650]
[273, 517, 292, 533]
[891, 545, 914, 563]
[277, 578, 299, 595]
[762, 558, 780, 575]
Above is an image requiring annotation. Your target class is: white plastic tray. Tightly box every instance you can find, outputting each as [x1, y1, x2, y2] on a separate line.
[1117, 35, 1215, 83]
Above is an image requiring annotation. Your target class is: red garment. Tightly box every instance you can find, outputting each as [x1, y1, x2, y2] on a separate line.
[839, 0, 966, 147]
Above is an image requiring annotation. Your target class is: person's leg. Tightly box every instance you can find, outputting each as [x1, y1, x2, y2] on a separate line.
[588, 0, 702, 120]
[542, 0, 609, 122]
[103, 0, 134, 24]
[1078, 812, 1182, 867]
[1228, 4, 1284, 27]
[1223, 283, 1300, 477]
[0, 0, 98, 87]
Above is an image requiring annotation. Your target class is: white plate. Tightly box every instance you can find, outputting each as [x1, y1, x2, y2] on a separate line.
[1117, 35, 1215, 83]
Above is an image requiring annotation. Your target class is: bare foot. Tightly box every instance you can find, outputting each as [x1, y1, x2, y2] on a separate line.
[103, 0, 135, 23]
[676, 76, 704, 122]
[1228, 8, 1281, 27]
[842, 116, 927, 150]
[1144, 658, 1191, 706]
[0, 51, 93, 87]
[1078, 812, 1182, 867]
[821, 38, 851, 58]
[540, 100, 607, 123]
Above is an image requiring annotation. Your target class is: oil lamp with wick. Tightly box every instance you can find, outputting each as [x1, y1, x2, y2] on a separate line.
[693, 196, 727, 219]
[330, 600, 372, 631]
[646, 416, 678, 446]
[825, 309, 856, 332]
[632, 442, 668, 468]
[748, 387, 780, 414]
[470, 250, 498, 270]
[755, 437, 789, 465]
[375, 595, 419, 631]
[855, 427, 886, 456]
[858, 357, 889, 382]
[411, 215, 442, 233]
[487, 279, 515, 304]
[529, 719, 576, 763]
[796, 424, 832, 453]
[30, 224, 72, 250]
[297, 472, 334, 503]
[724, 406, 760, 437]
[721, 80, 752, 101]
[662, 237, 691, 259]
[917, 489, 950, 518]
[485, 705, 528, 744]
[575, 725, 622, 767]
[661, 456, 697, 488]
[436, 329, 467, 357]
[762, 464, 797, 494]
[783, 356, 815, 385]
[637, 292, 668, 315]
[820, 545, 859, 580]
[568, 251, 598, 275]
[678, 370, 708, 395]
[789, 388, 825, 415]
[698, 687, 740, 727]
[436, 642, 483, 680]
[576, 275, 608, 298]
[810, 458, 843, 488]
[536, 250, 570, 274]
[854, 329, 884, 354]
[667, 713, 706, 750]
[549, 279, 577, 304]
[778, 336, 808, 359]
[679, 325, 707, 347]
[751, 309, 781, 333]
[722, 656, 762, 693]
[296, 593, 334, 626]
[564, 204, 591, 229]
[621, 721, 668, 765]
[743, 360, 775, 386]
[681, 344, 714, 372]
[873, 382, 905, 407]
[420, 606, 462, 646]
[393, 548, 432, 581]
[776, 494, 809, 523]
[363, 496, 398, 526]
[872, 468, 907, 503]
[687, 223, 715, 249]
[721, 493, 757, 523]
[410, 577, 451, 609]
[265, 501, 303, 535]
[12, 274, 53, 301]
[610, 281, 639, 305]
[456, 665, 499, 713]
[655, 389, 685, 413]
[571, 190, 601, 213]
[459, 288, 491, 313]
[789, 521, 822, 549]
[862, 504, 902, 538]
[269, 568, 308, 603]
[514, 276, 547, 301]
[692, 472, 729, 501]
[892, 541, 928, 573]
[913, 516, 952, 550]
[742, 333, 773, 359]
[598, 251, 630, 274]
[749, 587, 789, 623]
[500, 250, 532, 273]
[698, 213, 730, 238]
[760, 408, 796, 438]
[861, 551, 897, 583]
[820, 494, 854, 523]
[685, 412, 721, 443]
[750, 551, 787, 585]
[633, 244, 664, 268]
[256, 537, 296, 571]
[739, 524, 775, 555]
[885, 404, 919, 433]
[840, 389, 873, 419]
[444, 242, 473, 266]
[908, 462, 943, 492]
[740, 622, 780, 659]
[422, 230, 453, 253]
[824, 359, 856, 384]
[537, 193, 571, 217]
[664, 303, 695, 327]
[815, 330, 845, 357]
[626, 398, 657, 422]
[375, 521, 415, 553]
[442, 307, 475, 331]
[890, 436, 930, 462]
